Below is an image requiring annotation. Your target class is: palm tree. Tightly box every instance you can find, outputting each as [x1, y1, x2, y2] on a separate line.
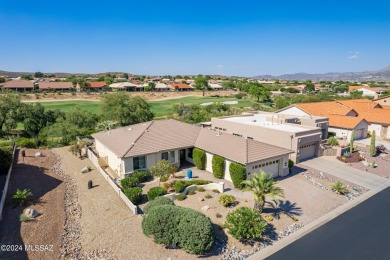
[242, 171, 284, 213]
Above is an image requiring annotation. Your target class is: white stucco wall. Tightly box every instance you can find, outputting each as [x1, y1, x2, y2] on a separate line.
[329, 127, 352, 141]
[205, 152, 213, 173]
[278, 106, 309, 116]
[95, 140, 123, 175]
[224, 159, 233, 182]
[368, 124, 383, 137]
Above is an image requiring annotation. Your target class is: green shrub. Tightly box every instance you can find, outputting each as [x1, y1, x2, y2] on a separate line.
[370, 131, 376, 156]
[332, 181, 348, 195]
[343, 152, 351, 158]
[218, 194, 236, 207]
[205, 194, 213, 199]
[147, 187, 167, 201]
[160, 173, 170, 182]
[143, 196, 174, 214]
[121, 177, 138, 189]
[189, 179, 212, 185]
[288, 159, 294, 168]
[193, 148, 206, 170]
[216, 213, 222, 218]
[177, 194, 186, 201]
[17, 137, 37, 148]
[142, 205, 214, 254]
[197, 187, 205, 192]
[229, 163, 246, 189]
[327, 137, 339, 146]
[12, 189, 33, 205]
[188, 189, 196, 195]
[0, 146, 13, 174]
[212, 189, 220, 193]
[224, 207, 266, 240]
[212, 155, 225, 179]
[132, 170, 147, 182]
[174, 179, 213, 193]
[19, 214, 29, 222]
[328, 131, 336, 137]
[124, 187, 143, 205]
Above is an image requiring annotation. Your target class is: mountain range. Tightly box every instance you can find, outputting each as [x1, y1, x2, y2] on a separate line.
[254, 66, 390, 82]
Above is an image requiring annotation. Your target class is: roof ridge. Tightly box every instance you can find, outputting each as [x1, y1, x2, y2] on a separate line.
[121, 121, 154, 158]
[246, 138, 249, 164]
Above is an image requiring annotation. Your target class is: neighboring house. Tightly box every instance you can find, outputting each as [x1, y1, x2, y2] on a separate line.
[211, 112, 326, 163]
[169, 83, 193, 91]
[348, 86, 386, 98]
[2, 80, 35, 92]
[92, 119, 292, 181]
[283, 85, 305, 94]
[374, 95, 390, 106]
[208, 83, 224, 90]
[109, 82, 144, 91]
[153, 83, 173, 92]
[277, 99, 387, 139]
[85, 81, 108, 92]
[38, 81, 74, 91]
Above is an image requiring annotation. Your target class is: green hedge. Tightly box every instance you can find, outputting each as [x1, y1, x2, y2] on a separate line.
[229, 163, 246, 189]
[0, 146, 13, 175]
[142, 205, 214, 254]
[17, 137, 37, 148]
[193, 148, 206, 170]
[121, 177, 138, 189]
[225, 207, 266, 240]
[124, 187, 143, 205]
[147, 186, 167, 201]
[132, 170, 147, 182]
[212, 155, 225, 179]
[143, 196, 174, 214]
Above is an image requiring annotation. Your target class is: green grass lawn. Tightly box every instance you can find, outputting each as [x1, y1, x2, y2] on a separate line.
[36, 96, 256, 117]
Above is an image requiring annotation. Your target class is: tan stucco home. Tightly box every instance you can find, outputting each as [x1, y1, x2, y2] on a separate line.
[92, 119, 292, 182]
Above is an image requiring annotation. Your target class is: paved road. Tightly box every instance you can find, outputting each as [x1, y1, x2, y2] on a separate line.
[266, 187, 390, 260]
[300, 156, 386, 189]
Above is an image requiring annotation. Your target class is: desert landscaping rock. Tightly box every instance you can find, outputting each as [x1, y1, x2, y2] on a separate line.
[81, 166, 90, 173]
[201, 205, 210, 211]
[23, 208, 39, 219]
[35, 152, 42, 157]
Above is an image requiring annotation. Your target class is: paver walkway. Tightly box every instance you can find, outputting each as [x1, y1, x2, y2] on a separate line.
[300, 157, 386, 189]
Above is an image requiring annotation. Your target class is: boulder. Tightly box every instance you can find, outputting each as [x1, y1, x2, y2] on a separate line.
[23, 208, 38, 219]
[81, 167, 90, 173]
[201, 205, 210, 212]
[35, 152, 42, 157]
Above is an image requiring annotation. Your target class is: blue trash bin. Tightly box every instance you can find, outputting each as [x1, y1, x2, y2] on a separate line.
[187, 169, 192, 179]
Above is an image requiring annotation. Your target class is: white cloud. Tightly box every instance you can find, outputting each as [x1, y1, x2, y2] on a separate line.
[216, 64, 224, 68]
[348, 51, 360, 60]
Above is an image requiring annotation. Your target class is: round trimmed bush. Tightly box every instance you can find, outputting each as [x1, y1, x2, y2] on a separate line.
[218, 194, 236, 207]
[212, 155, 225, 179]
[132, 170, 147, 182]
[142, 205, 214, 254]
[177, 194, 186, 201]
[193, 148, 206, 170]
[121, 177, 138, 189]
[143, 196, 174, 214]
[224, 207, 266, 240]
[147, 186, 167, 201]
[229, 162, 246, 189]
[124, 187, 142, 205]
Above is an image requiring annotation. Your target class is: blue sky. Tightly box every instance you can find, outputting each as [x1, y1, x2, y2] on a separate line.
[0, 0, 389, 76]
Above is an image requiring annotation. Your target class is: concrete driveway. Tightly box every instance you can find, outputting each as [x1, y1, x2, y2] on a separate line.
[355, 137, 390, 150]
[300, 157, 387, 189]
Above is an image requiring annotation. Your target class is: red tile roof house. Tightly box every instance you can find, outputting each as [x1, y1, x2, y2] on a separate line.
[38, 81, 74, 92]
[1, 80, 35, 92]
[77, 81, 108, 92]
[92, 119, 292, 181]
[169, 83, 194, 91]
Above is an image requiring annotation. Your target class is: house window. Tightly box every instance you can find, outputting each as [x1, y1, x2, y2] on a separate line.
[248, 137, 253, 140]
[133, 156, 146, 170]
[161, 151, 175, 163]
[187, 148, 193, 159]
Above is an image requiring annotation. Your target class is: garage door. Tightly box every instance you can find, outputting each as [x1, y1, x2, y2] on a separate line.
[299, 142, 316, 162]
[354, 129, 363, 140]
[249, 159, 280, 178]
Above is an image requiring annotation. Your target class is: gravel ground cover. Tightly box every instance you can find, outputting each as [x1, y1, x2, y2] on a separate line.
[347, 145, 390, 178]
[0, 149, 64, 260]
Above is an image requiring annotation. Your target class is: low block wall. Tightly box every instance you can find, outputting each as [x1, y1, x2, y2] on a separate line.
[164, 182, 225, 201]
[87, 148, 138, 215]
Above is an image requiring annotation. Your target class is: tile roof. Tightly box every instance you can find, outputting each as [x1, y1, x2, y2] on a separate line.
[294, 102, 354, 116]
[88, 81, 107, 88]
[195, 129, 292, 164]
[328, 115, 367, 129]
[109, 82, 143, 89]
[348, 86, 382, 93]
[93, 119, 292, 164]
[358, 111, 390, 125]
[169, 83, 193, 89]
[3, 80, 35, 89]
[337, 99, 382, 113]
[39, 81, 73, 89]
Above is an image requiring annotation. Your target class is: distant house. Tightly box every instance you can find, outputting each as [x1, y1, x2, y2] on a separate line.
[374, 95, 390, 106]
[38, 81, 74, 92]
[92, 119, 292, 180]
[2, 80, 35, 92]
[283, 85, 305, 94]
[169, 83, 193, 91]
[208, 83, 224, 91]
[109, 82, 144, 92]
[84, 81, 108, 92]
[153, 83, 173, 92]
[348, 86, 386, 98]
